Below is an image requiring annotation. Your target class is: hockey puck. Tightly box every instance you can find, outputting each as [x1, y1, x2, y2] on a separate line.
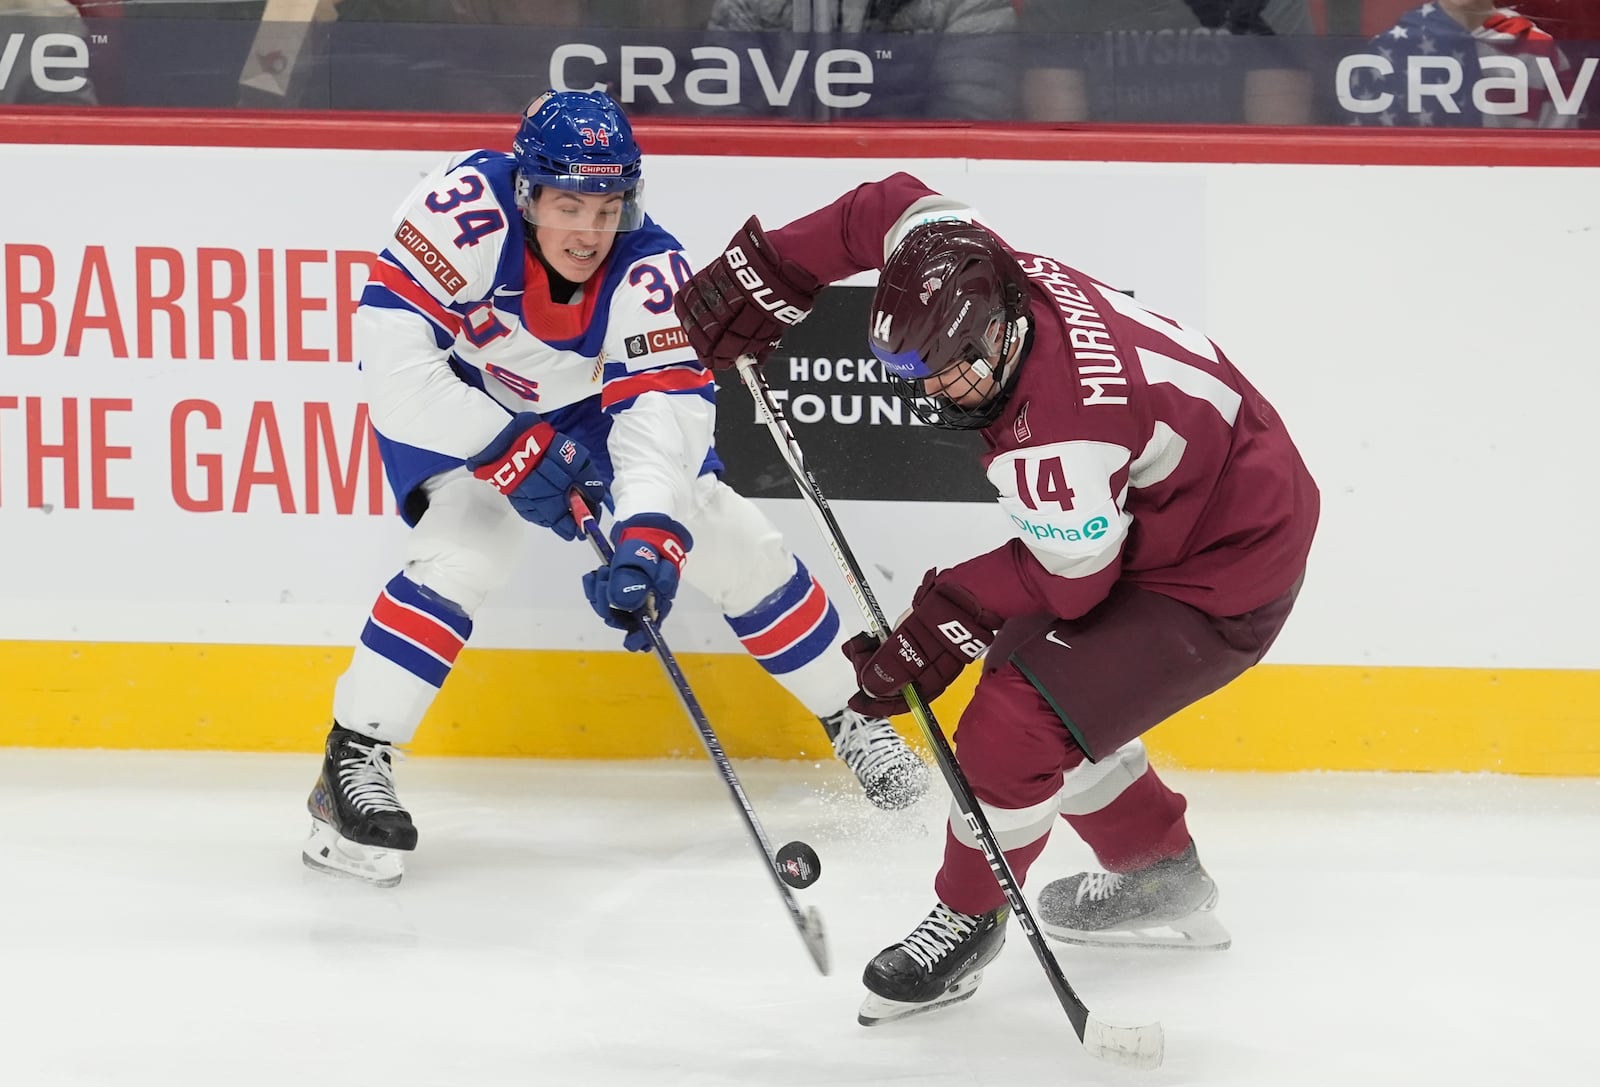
[775, 841, 821, 889]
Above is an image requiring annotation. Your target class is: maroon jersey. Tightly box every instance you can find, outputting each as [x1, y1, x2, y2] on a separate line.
[772, 172, 1319, 622]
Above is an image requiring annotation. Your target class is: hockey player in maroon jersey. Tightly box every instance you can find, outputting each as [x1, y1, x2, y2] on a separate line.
[674, 173, 1319, 1024]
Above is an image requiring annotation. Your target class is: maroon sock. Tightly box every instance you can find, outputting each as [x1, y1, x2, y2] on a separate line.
[1061, 766, 1192, 872]
[933, 826, 1051, 916]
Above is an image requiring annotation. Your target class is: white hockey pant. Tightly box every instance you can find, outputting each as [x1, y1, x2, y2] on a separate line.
[334, 472, 856, 744]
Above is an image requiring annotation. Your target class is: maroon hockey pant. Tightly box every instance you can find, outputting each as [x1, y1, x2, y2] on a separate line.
[933, 578, 1303, 916]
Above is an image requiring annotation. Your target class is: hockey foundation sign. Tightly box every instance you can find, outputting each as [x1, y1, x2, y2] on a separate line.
[713, 286, 990, 504]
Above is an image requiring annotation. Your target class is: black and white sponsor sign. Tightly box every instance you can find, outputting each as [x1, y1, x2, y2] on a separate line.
[6, 14, 1594, 126]
[712, 286, 990, 504]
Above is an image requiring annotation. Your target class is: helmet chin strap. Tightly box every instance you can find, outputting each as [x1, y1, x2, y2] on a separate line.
[965, 313, 1027, 382]
[993, 315, 1029, 389]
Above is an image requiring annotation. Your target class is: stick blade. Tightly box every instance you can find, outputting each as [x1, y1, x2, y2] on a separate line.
[1082, 1015, 1164, 1070]
[799, 905, 830, 975]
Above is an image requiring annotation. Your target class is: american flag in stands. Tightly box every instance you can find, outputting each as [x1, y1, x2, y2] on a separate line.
[1348, 2, 1578, 127]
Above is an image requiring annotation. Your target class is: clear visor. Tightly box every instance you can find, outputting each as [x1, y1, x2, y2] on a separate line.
[518, 176, 646, 233]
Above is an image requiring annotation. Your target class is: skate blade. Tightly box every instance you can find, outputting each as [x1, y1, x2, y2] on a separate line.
[856, 969, 985, 1027]
[301, 820, 405, 888]
[1043, 908, 1231, 951]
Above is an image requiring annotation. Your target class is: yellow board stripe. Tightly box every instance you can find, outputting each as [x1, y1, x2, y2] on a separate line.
[2, 641, 1596, 775]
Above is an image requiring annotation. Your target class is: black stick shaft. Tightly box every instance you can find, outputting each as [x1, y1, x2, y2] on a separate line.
[734, 360, 1094, 1036]
[571, 494, 829, 975]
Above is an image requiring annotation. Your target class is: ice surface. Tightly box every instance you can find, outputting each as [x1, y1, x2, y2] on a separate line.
[1, 750, 1595, 1086]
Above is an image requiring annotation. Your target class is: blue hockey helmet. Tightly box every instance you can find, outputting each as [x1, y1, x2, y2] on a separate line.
[512, 90, 645, 232]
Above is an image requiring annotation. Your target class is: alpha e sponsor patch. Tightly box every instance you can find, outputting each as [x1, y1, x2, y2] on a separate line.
[394, 220, 467, 296]
[625, 326, 692, 359]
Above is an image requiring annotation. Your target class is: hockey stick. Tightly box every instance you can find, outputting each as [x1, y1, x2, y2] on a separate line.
[735, 358, 1163, 1070]
[238, 0, 337, 100]
[569, 493, 830, 976]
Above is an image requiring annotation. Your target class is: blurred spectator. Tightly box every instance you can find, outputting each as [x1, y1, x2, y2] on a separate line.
[327, 2, 719, 115]
[1019, 1, 1316, 124]
[1342, 2, 1582, 126]
[1514, 0, 1600, 36]
[119, 0, 264, 17]
[1503, 0, 1600, 125]
[586, 0, 717, 24]
[707, 0, 1020, 119]
[0, 0, 98, 104]
[332, 0, 581, 22]
[332, 1, 712, 26]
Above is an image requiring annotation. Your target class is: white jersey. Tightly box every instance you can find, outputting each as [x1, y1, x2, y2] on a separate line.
[355, 149, 714, 523]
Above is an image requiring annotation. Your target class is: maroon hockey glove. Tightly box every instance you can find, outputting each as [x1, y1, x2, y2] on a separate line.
[673, 216, 821, 370]
[842, 570, 1002, 717]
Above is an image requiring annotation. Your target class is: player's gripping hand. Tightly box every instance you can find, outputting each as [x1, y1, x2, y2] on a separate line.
[583, 514, 693, 652]
[842, 570, 1002, 717]
[466, 413, 607, 540]
[672, 216, 821, 369]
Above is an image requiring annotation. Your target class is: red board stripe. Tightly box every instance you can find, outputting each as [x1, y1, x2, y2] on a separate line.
[2, 106, 1598, 167]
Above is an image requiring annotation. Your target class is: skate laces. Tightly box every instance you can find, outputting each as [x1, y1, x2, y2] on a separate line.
[1077, 871, 1125, 904]
[827, 709, 909, 779]
[336, 739, 407, 815]
[900, 903, 983, 971]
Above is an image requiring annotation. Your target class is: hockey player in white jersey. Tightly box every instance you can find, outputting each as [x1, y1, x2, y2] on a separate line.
[302, 90, 929, 886]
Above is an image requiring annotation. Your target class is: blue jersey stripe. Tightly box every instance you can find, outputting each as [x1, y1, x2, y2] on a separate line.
[727, 559, 818, 639]
[359, 622, 452, 688]
[383, 574, 473, 639]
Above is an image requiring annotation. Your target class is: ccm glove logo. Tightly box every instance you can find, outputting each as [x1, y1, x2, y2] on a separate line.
[725, 245, 809, 325]
[485, 428, 551, 492]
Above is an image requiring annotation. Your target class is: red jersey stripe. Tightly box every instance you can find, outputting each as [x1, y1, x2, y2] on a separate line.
[371, 591, 465, 664]
[739, 578, 830, 660]
[601, 366, 713, 410]
[371, 260, 465, 336]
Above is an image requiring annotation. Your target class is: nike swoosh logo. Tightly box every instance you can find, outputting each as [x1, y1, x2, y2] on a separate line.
[493, 285, 523, 297]
[1045, 630, 1071, 649]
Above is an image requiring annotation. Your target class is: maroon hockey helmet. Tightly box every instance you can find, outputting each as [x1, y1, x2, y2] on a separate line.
[868, 221, 1030, 430]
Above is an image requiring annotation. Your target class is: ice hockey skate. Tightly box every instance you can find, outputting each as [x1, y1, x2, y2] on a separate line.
[822, 708, 931, 810]
[301, 724, 417, 888]
[857, 903, 1008, 1026]
[1036, 843, 1230, 950]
